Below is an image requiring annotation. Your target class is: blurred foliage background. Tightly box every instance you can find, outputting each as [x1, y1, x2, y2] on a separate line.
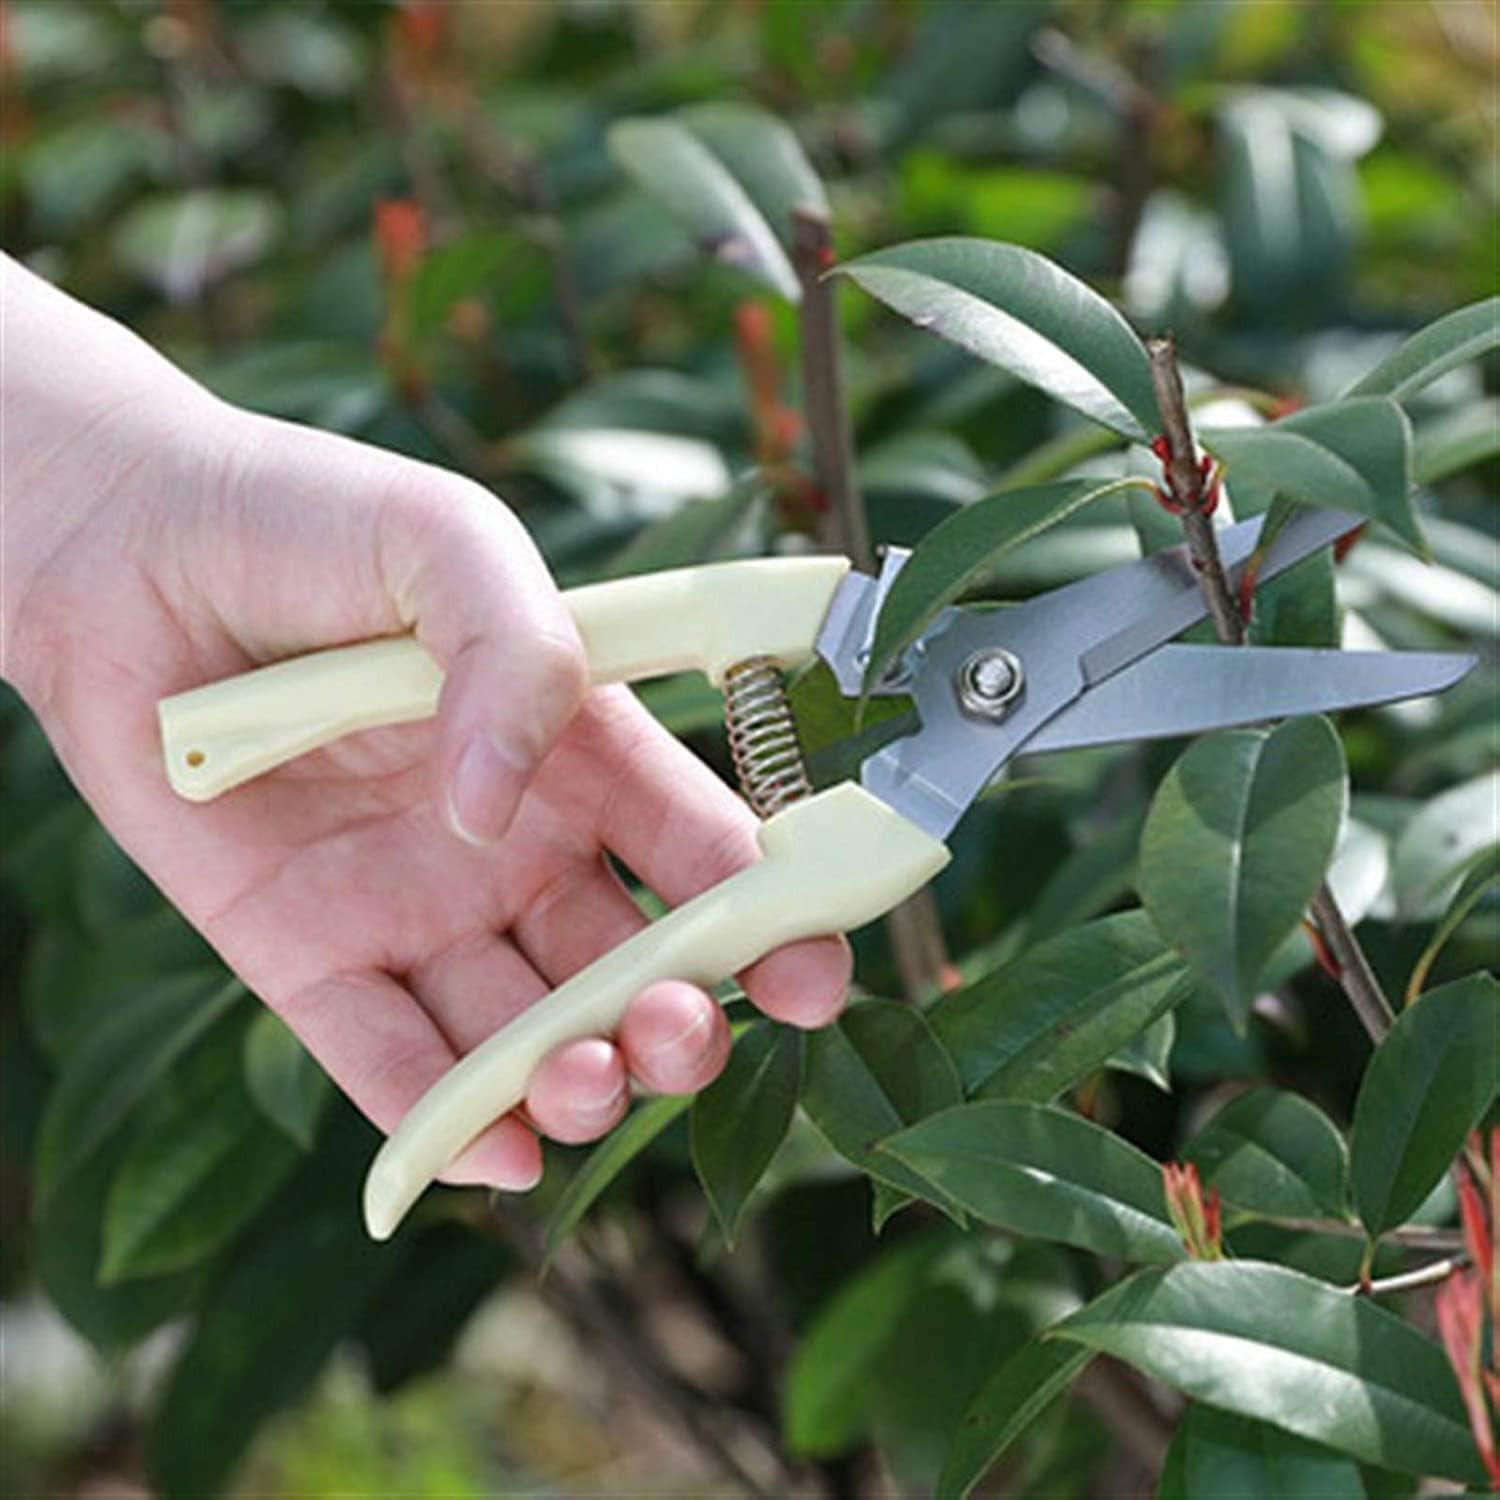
[0, 1, 1495, 1497]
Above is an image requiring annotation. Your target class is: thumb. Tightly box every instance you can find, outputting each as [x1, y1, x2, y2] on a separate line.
[387, 481, 588, 845]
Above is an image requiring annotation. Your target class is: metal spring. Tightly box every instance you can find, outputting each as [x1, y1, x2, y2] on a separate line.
[723, 656, 812, 819]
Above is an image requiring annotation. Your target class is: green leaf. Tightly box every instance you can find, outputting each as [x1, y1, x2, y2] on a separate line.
[690, 1022, 802, 1244]
[800, 999, 966, 1219]
[931, 911, 1193, 1102]
[1052, 1260, 1486, 1485]
[937, 1339, 1094, 1500]
[146, 1194, 405, 1498]
[1346, 297, 1500, 402]
[862, 475, 1150, 696]
[1405, 844, 1499, 1003]
[102, 1025, 300, 1282]
[1108, 1011, 1176, 1092]
[607, 105, 823, 301]
[1026, 812, 1144, 943]
[878, 1101, 1185, 1264]
[1159, 1404, 1368, 1499]
[545, 1094, 691, 1262]
[600, 477, 765, 580]
[1203, 399, 1421, 553]
[1139, 717, 1348, 1030]
[113, 189, 282, 301]
[1415, 398, 1500, 485]
[1390, 772, 1499, 919]
[838, 238, 1160, 439]
[35, 973, 245, 1200]
[674, 101, 829, 241]
[242, 1009, 331, 1150]
[783, 1232, 949, 1458]
[859, 431, 990, 507]
[1350, 973, 1500, 1236]
[1184, 1088, 1349, 1220]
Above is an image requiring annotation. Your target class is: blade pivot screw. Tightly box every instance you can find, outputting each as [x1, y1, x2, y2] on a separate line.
[956, 649, 1024, 720]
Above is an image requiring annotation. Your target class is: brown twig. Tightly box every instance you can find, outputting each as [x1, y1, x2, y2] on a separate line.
[1145, 336, 1396, 1044]
[1075, 1358, 1176, 1473]
[1259, 1216, 1465, 1252]
[789, 205, 952, 1002]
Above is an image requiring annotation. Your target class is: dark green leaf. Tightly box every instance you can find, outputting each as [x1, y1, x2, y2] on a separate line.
[800, 999, 965, 1217]
[879, 1101, 1185, 1264]
[599, 477, 765, 580]
[931, 911, 1193, 1102]
[690, 1022, 802, 1244]
[1108, 1011, 1176, 1092]
[1350, 973, 1500, 1235]
[36, 1140, 206, 1354]
[839, 238, 1159, 439]
[1159, 1404, 1368, 1499]
[1405, 844, 1498, 1003]
[1139, 717, 1347, 1030]
[545, 1094, 691, 1261]
[1203, 399, 1421, 553]
[859, 431, 990, 507]
[1346, 298, 1500, 402]
[937, 1339, 1093, 1500]
[35, 973, 245, 1200]
[862, 475, 1150, 696]
[607, 112, 807, 300]
[102, 1023, 299, 1282]
[1025, 812, 1144, 943]
[1053, 1261, 1486, 1485]
[783, 1231, 948, 1458]
[1185, 1088, 1349, 1220]
[242, 1009, 331, 1150]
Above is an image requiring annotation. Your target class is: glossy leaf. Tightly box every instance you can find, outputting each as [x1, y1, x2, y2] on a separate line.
[800, 999, 965, 1216]
[784, 1232, 948, 1457]
[600, 477, 764, 580]
[1158, 1404, 1368, 1499]
[242, 1008, 331, 1151]
[1052, 1260, 1485, 1484]
[1139, 717, 1347, 1030]
[103, 1026, 299, 1282]
[1203, 399, 1421, 553]
[545, 1094, 691, 1262]
[838, 238, 1160, 439]
[862, 475, 1150, 696]
[878, 1101, 1185, 1264]
[937, 1338, 1093, 1500]
[1350, 973, 1500, 1236]
[690, 1021, 802, 1245]
[1405, 843, 1498, 1003]
[1346, 297, 1500, 402]
[607, 111, 809, 301]
[1107, 1011, 1176, 1092]
[1390, 772, 1499, 919]
[1185, 1088, 1349, 1220]
[931, 911, 1193, 1102]
[35, 973, 245, 1200]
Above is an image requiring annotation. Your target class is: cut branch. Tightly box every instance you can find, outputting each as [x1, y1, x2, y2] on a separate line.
[1145, 335, 1396, 1043]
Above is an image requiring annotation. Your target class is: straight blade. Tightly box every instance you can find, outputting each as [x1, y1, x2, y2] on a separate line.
[1026, 645, 1477, 755]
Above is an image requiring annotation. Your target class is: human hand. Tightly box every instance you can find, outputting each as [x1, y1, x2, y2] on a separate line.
[1, 260, 850, 1191]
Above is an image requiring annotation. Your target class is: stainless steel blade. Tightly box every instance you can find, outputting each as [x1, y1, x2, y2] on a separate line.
[857, 507, 1368, 839]
[1025, 646, 1478, 754]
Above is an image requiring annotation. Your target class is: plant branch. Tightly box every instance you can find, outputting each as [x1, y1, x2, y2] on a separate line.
[1076, 1358, 1176, 1473]
[1259, 1215, 1465, 1252]
[1348, 1254, 1468, 1298]
[1145, 335, 1396, 1044]
[791, 204, 952, 1002]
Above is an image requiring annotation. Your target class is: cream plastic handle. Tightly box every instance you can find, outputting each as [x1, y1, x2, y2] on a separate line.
[159, 555, 850, 802]
[362, 782, 950, 1240]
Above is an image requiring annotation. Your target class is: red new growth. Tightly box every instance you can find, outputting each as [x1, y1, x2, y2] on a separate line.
[374, 199, 427, 284]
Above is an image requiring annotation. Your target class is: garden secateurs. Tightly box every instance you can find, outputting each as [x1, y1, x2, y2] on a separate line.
[157, 508, 1476, 1241]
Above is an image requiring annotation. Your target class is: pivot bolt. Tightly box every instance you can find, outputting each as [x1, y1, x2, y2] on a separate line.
[956, 648, 1024, 721]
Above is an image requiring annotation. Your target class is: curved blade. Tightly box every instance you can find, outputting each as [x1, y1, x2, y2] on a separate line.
[1026, 646, 1478, 754]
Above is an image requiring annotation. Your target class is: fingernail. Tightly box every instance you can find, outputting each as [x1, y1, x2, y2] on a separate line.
[493, 1156, 543, 1193]
[646, 1007, 711, 1063]
[448, 732, 525, 845]
[572, 1085, 627, 1129]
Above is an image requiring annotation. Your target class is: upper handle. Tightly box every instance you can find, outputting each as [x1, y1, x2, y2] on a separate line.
[159, 555, 850, 802]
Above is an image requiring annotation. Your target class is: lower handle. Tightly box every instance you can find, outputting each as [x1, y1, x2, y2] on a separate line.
[362, 783, 949, 1239]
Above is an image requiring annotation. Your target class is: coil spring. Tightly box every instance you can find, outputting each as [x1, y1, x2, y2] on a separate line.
[723, 656, 813, 819]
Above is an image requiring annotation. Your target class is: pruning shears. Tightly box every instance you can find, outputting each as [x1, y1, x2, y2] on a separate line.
[157, 507, 1475, 1240]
